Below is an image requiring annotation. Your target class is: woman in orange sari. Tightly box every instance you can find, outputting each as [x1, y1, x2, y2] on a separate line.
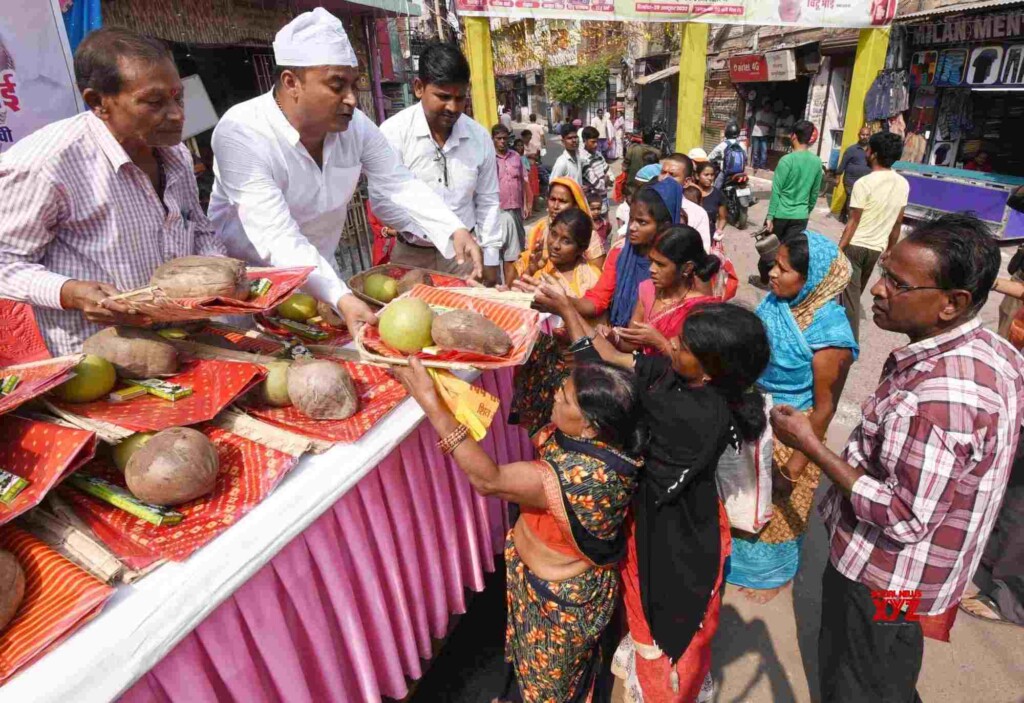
[511, 177, 606, 286]
[510, 207, 602, 436]
[396, 358, 643, 703]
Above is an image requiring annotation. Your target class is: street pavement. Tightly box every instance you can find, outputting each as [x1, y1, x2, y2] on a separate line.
[401, 172, 1024, 703]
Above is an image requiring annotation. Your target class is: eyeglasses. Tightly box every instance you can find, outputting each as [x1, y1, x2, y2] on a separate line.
[877, 267, 951, 296]
[433, 144, 449, 188]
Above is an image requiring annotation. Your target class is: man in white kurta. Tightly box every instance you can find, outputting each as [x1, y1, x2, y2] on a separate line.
[209, 8, 480, 333]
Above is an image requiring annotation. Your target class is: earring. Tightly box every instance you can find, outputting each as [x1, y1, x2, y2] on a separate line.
[701, 374, 711, 383]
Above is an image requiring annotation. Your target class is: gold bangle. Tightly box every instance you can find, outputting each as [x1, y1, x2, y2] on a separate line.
[778, 466, 797, 483]
[438, 424, 469, 455]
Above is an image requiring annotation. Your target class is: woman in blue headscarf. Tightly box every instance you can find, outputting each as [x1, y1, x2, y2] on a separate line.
[728, 229, 858, 603]
[552, 177, 682, 325]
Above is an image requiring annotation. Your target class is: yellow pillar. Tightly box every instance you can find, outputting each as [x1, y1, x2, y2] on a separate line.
[674, 22, 709, 154]
[464, 17, 498, 132]
[831, 27, 890, 213]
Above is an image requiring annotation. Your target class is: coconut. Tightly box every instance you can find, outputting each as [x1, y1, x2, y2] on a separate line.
[82, 327, 178, 379]
[0, 550, 25, 632]
[149, 256, 250, 301]
[396, 269, 435, 295]
[378, 298, 435, 353]
[431, 310, 512, 356]
[55, 354, 117, 403]
[277, 293, 318, 322]
[364, 273, 398, 303]
[125, 427, 219, 506]
[112, 431, 156, 473]
[286, 360, 359, 420]
[260, 361, 292, 407]
[316, 301, 345, 328]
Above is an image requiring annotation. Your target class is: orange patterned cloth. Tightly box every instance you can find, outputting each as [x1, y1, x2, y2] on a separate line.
[0, 300, 50, 367]
[192, 325, 289, 355]
[51, 359, 264, 432]
[361, 285, 542, 368]
[115, 266, 314, 323]
[245, 360, 408, 443]
[63, 425, 298, 563]
[0, 526, 114, 683]
[0, 356, 81, 416]
[0, 416, 96, 526]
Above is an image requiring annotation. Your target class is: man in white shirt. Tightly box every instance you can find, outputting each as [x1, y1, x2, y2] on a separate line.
[659, 153, 712, 251]
[378, 42, 501, 281]
[590, 108, 608, 156]
[550, 124, 584, 185]
[209, 8, 480, 336]
[751, 98, 776, 170]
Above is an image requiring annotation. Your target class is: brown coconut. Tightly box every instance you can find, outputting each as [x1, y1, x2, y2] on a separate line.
[431, 310, 512, 356]
[149, 256, 250, 301]
[396, 269, 435, 295]
[82, 327, 179, 379]
[125, 427, 219, 506]
[0, 550, 25, 632]
[316, 301, 346, 328]
[286, 359, 359, 420]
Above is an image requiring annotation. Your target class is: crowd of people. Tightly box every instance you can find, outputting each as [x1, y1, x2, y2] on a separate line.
[0, 9, 1021, 703]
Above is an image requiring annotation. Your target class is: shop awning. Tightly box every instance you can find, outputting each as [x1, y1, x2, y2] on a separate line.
[897, 0, 1024, 21]
[635, 65, 680, 85]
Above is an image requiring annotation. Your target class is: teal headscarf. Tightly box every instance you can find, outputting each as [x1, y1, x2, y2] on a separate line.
[755, 230, 858, 410]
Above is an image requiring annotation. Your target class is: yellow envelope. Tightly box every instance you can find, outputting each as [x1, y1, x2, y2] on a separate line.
[426, 369, 500, 441]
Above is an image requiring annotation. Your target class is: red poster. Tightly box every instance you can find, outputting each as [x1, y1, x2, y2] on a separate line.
[729, 54, 769, 82]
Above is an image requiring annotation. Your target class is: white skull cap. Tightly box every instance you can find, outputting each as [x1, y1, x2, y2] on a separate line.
[273, 7, 358, 68]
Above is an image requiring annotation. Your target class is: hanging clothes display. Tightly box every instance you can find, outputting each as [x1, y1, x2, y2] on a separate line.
[864, 70, 910, 122]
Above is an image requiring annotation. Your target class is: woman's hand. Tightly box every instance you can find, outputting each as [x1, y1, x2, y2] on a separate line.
[616, 322, 670, 354]
[393, 357, 443, 415]
[534, 279, 573, 315]
[511, 273, 541, 294]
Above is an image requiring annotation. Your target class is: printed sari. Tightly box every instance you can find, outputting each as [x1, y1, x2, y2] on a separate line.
[510, 262, 601, 438]
[637, 280, 717, 356]
[505, 428, 643, 703]
[728, 230, 858, 590]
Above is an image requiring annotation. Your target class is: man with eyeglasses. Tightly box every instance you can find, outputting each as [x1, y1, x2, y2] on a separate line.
[771, 213, 1024, 703]
[210, 11, 480, 338]
[379, 41, 502, 282]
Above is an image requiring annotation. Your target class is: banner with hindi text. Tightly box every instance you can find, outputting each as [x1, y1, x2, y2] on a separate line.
[455, 0, 898, 29]
[0, 0, 82, 153]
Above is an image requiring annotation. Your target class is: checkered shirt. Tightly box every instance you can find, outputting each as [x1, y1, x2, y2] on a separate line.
[0, 111, 224, 355]
[820, 317, 1024, 614]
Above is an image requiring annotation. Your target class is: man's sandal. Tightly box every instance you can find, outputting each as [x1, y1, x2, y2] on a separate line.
[959, 594, 1015, 626]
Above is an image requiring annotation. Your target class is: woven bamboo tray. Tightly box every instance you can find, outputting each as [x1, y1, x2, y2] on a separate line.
[347, 265, 469, 308]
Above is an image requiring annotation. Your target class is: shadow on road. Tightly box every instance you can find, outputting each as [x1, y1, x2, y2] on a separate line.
[711, 603, 798, 703]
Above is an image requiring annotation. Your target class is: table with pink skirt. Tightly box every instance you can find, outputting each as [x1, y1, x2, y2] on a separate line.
[0, 369, 529, 703]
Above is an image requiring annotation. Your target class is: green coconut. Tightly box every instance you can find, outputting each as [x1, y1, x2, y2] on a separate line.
[378, 298, 434, 353]
[55, 354, 117, 403]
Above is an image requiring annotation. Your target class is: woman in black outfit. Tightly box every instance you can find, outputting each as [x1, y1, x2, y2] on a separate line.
[536, 281, 770, 701]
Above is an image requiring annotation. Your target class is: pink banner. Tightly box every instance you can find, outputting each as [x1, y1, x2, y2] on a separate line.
[121, 369, 532, 702]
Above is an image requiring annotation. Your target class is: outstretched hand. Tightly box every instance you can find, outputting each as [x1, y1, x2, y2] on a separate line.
[393, 356, 442, 414]
[770, 405, 817, 452]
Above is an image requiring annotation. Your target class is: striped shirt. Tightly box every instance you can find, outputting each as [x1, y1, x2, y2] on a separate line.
[0, 111, 224, 355]
[820, 318, 1024, 615]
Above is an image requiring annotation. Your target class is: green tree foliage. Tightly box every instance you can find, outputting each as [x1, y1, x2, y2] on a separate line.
[546, 63, 609, 107]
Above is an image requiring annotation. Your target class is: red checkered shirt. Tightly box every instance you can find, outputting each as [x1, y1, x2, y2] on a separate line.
[0, 112, 225, 355]
[820, 318, 1024, 615]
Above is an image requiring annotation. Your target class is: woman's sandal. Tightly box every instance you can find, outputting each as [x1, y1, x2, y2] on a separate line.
[958, 594, 1015, 625]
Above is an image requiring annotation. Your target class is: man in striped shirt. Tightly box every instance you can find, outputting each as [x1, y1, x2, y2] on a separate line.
[0, 28, 225, 355]
[771, 213, 1024, 703]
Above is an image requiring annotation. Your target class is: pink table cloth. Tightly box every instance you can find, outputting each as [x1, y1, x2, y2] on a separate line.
[121, 369, 532, 702]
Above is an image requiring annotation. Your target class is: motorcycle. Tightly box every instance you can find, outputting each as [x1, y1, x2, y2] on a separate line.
[722, 172, 753, 230]
[651, 121, 670, 157]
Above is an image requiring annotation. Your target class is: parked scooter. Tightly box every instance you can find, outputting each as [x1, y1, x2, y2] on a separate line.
[722, 172, 753, 230]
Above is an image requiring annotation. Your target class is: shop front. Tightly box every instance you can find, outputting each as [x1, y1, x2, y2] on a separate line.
[891, 2, 1024, 239]
[726, 44, 821, 170]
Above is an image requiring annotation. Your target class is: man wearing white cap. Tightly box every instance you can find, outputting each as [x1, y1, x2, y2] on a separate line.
[209, 8, 481, 334]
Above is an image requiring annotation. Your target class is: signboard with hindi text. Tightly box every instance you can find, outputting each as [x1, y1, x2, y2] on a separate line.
[0, 0, 82, 153]
[455, 0, 898, 28]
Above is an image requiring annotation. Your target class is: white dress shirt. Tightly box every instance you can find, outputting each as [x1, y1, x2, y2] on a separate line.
[209, 92, 463, 307]
[681, 198, 712, 252]
[378, 103, 501, 264]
